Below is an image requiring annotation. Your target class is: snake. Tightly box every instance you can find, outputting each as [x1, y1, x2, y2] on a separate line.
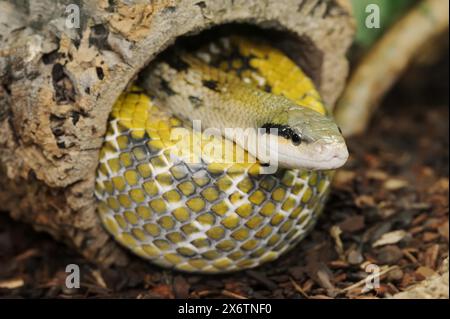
[95, 35, 348, 273]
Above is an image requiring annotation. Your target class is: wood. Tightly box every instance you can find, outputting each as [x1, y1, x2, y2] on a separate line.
[0, 0, 354, 266]
[393, 258, 448, 299]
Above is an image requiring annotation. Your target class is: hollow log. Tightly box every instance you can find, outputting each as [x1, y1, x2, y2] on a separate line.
[0, 0, 355, 266]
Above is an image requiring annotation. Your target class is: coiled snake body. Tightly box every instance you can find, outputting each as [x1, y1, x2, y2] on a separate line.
[95, 36, 348, 273]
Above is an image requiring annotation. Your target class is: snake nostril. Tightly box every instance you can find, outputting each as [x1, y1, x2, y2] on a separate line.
[315, 143, 330, 154]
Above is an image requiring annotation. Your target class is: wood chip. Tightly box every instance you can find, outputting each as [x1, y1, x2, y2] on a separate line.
[387, 268, 404, 282]
[14, 248, 40, 262]
[422, 232, 439, 242]
[376, 245, 404, 264]
[402, 249, 419, 264]
[302, 279, 314, 293]
[91, 269, 107, 289]
[317, 269, 335, 291]
[383, 178, 409, 190]
[221, 290, 247, 299]
[415, 266, 437, 280]
[411, 213, 428, 226]
[341, 266, 399, 294]
[0, 278, 24, 289]
[150, 284, 175, 299]
[289, 278, 308, 298]
[409, 226, 424, 235]
[173, 276, 190, 299]
[347, 249, 364, 265]
[246, 270, 277, 290]
[438, 221, 449, 241]
[338, 215, 365, 233]
[372, 230, 407, 247]
[309, 294, 333, 299]
[400, 273, 417, 288]
[328, 260, 350, 268]
[316, 268, 339, 297]
[333, 170, 356, 187]
[334, 273, 347, 283]
[288, 266, 304, 280]
[424, 244, 440, 269]
[330, 226, 344, 258]
[355, 195, 375, 207]
[366, 169, 388, 180]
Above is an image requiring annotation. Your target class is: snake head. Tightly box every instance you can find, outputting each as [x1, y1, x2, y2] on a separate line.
[261, 106, 349, 170]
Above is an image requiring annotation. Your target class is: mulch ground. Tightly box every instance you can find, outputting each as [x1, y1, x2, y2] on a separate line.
[0, 64, 448, 299]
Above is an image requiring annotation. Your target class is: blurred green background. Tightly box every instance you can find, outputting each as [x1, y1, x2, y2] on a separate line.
[351, 0, 416, 47]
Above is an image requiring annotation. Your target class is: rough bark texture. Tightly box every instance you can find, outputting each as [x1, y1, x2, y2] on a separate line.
[0, 0, 355, 267]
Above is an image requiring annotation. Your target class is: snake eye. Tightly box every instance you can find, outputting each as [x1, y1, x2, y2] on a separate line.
[291, 133, 302, 146]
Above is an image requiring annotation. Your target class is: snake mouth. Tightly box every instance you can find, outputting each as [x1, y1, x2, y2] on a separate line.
[276, 151, 349, 170]
[255, 135, 349, 170]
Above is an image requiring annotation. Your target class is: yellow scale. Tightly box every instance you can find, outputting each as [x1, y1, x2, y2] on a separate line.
[95, 36, 333, 273]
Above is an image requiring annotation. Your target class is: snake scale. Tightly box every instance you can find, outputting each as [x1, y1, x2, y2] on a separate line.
[95, 35, 348, 273]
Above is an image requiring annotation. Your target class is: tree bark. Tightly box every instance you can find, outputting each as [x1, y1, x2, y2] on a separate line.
[0, 0, 355, 267]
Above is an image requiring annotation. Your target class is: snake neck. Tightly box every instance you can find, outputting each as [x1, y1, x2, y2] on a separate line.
[140, 53, 293, 133]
